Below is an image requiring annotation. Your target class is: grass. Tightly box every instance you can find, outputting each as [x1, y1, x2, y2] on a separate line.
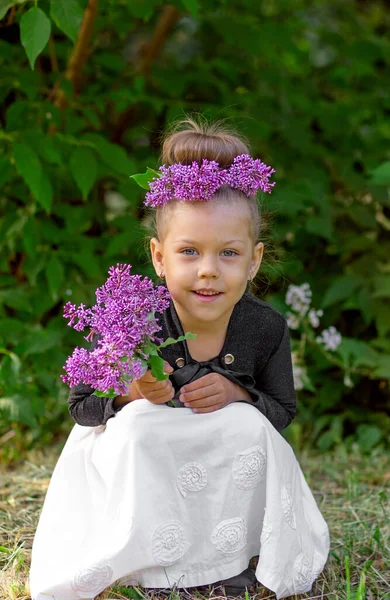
[0, 440, 389, 600]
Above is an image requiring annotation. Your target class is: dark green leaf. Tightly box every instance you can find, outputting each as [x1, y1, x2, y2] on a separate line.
[0, 0, 29, 20]
[50, 0, 83, 42]
[20, 6, 51, 70]
[84, 133, 135, 175]
[321, 276, 362, 308]
[180, 0, 199, 17]
[45, 255, 65, 300]
[0, 394, 37, 427]
[70, 147, 97, 200]
[356, 424, 383, 450]
[13, 141, 41, 198]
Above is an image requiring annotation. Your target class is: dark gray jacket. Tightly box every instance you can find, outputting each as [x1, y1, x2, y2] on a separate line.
[68, 292, 297, 432]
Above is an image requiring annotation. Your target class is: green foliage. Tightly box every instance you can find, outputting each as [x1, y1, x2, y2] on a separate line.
[0, 0, 389, 462]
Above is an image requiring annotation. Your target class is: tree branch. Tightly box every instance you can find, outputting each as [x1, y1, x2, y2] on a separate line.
[52, 0, 99, 111]
[111, 4, 181, 144]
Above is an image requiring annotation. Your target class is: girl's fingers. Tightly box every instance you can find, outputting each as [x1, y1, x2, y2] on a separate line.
[181, 382, 219, 402]
[184, 393, 221, 408]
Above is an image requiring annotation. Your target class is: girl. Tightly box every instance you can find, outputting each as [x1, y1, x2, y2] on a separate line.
[29, 119, 329, 600]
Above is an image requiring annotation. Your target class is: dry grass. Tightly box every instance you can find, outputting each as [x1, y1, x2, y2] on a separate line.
[0, 440, 389, 600]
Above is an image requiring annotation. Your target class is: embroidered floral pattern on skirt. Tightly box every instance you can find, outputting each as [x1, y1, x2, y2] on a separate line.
[151, 520, 191, 566]
[177, 462, 207, 498]
[232, 445, 267, 489]
[281, 485, 296, 530]
[211, 516, 247, 556]
[71, 564, 113, 597]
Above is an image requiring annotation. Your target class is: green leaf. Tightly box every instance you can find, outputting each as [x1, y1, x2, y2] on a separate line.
[148, 354, 167, 381]
[336, 338, 379, 369]
[373, 356, 390, 379]
[157, 332, 196, 348]
[50, 0, 83, 42]
[0, 349, 22, 381]
[0, 156, 12, 187]
[93, 388, 117, 398]
[370, 161, 390, 187]
[70, 147, 97, 200]
[13, 141, 41, 197]
[321, 276, 362, 308]
[130, 167, 161, 190]
[180, 0, 199, 17]
[39, 170, 53, 213]
[0, 394, 37, 427]
[373, 275, 390, 299]
[20, 6, 51, 70]
[356, 424, 382, 450]
[84, 133, 135, 176]
[45, 255, 65, 299]
[0, 0, 29, 20]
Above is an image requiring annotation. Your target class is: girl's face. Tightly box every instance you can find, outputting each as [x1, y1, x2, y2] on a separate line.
[150, 200, 263, 332]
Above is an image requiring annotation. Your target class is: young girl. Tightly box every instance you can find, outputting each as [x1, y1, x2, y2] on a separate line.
[29, 119, 329, 600]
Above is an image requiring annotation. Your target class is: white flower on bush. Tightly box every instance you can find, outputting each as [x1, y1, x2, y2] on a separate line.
[316, 326, 342, 351]
[308, 308, 323, 328]
[286, 282, 312, 316]
[292, 364, 306, 390]
[286, 312, 300, 330]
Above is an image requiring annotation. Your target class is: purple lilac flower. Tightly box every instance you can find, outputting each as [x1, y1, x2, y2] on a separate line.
[143, 153, 275, 208]
[227, 154, 276, 195]
[144, 159, 229, 207]
[61, 264, 171, 395]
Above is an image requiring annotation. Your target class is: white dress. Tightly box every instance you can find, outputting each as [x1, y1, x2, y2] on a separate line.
[29, 398, 330, 600]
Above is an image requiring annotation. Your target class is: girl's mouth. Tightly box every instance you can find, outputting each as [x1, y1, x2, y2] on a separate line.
[192, 291, 222, 302]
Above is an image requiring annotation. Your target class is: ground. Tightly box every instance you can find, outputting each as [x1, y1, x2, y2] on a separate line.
[0, 441, 389, 600]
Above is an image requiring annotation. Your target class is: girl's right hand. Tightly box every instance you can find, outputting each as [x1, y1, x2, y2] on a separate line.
[133, 361, 175, 404]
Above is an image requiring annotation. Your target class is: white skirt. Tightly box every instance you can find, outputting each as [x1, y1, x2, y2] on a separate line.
[29, 399, 329, 600]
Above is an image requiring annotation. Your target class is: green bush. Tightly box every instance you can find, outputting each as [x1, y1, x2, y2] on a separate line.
[0, 0, 389, 463]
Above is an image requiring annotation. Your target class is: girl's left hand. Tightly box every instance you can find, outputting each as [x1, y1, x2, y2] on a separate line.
[178, 373, 249, 414]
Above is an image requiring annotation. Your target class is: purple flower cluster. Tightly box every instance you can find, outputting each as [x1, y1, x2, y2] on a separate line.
[61, 264, 171, 396]
[144, 153, 275, 208]
[227, 154, 276, 196]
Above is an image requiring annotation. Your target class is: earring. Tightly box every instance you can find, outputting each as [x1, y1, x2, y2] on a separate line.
[248, 273, 253, 283]
[159, 271, 165, 280]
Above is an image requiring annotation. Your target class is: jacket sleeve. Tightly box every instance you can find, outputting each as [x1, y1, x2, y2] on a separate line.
[67, 336, 126, 427]
[236, 319, 297, 432]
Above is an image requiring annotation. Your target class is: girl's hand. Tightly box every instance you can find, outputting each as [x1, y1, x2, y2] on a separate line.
[179, 373, 250, 414]
[133, 361, 175, 404]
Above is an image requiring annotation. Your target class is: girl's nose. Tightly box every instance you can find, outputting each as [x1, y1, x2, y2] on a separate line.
[197, 256, 219, 278]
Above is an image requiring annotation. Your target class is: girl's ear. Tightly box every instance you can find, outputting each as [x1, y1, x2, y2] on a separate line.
[150, 237, 164, 276]
[251, 242, 264, 277]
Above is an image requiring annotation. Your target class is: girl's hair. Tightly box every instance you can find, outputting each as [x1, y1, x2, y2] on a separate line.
[142, 116, 272, 290]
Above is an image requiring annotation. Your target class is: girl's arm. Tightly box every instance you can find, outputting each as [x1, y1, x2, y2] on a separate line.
[237, 320, 297, 432]
[67, 382, 131, 426]
[66, 334, 136, 427]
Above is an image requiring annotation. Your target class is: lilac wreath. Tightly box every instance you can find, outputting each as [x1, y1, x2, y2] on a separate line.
[133, 154, 276, 208]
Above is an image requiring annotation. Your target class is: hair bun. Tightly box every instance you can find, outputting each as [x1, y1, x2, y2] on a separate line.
[161, 117, 250, 168]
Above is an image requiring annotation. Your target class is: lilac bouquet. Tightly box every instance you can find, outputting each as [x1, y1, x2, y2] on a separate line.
[61, 264, 195, 398]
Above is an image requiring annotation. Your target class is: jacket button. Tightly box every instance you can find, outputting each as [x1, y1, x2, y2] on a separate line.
[175, 357, 185, 368]
[223, 353, 235, 365]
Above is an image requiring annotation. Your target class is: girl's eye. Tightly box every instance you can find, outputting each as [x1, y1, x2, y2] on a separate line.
[181, 248, 197, 255]
[222, 249, 238, 257]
